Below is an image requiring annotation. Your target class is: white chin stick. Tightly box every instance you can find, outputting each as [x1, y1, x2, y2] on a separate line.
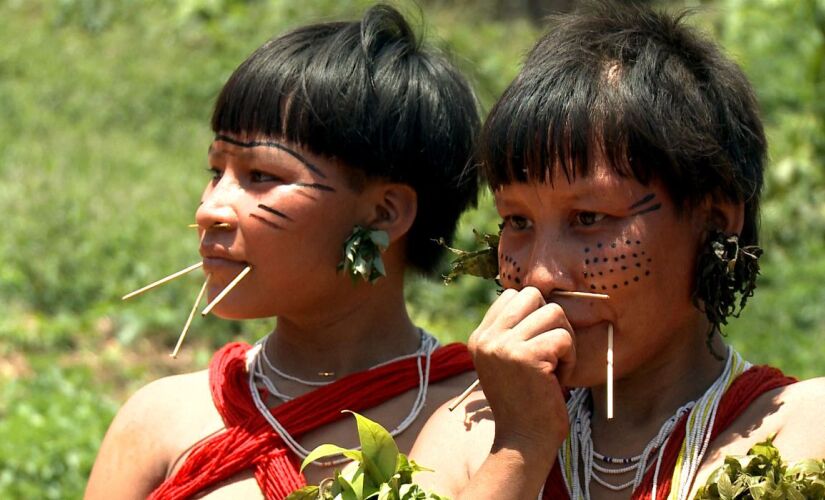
[121, 262, 203, 300]
[201, 265, 252, 316]
[170, 274, 210, 359]
[607, 322, 614, 420]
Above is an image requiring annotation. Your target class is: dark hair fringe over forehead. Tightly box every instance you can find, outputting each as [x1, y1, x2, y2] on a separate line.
[481, 1, 766, 245]
[210, 4, 480, 274]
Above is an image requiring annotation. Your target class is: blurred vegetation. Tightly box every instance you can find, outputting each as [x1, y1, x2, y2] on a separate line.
[0, 0, 822, 497]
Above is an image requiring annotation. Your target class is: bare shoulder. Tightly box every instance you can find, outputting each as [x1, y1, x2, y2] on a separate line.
[769, 376, 825, 457]
[85, 369, 220, 499]
[409, 387, 495, 497]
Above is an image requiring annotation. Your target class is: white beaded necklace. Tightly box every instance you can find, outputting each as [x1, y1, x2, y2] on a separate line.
[246, 330, 439, 467]
[553, 347, 749, 500]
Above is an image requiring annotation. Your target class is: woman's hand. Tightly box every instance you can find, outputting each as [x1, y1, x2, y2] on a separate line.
[469, 286, 575, 454]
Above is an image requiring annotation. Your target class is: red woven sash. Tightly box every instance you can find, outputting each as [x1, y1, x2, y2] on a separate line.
[543, 365, 796, 499]
[149, 341, 473, 500]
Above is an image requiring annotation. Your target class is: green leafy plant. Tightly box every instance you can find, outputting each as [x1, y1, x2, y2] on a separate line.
[339, 227, 390, 284]
[286, 412, 448, 500]
[435, 230, 500, 284]
[695, 436, 825, 500]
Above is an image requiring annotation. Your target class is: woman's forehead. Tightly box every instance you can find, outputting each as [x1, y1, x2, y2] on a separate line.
[494, 164, 644, 203]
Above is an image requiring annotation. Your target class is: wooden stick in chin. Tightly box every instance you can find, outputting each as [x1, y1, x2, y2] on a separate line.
[200, 265, 252, 316]
[448, 290, 610, 411]
[121, 262, 203, 300]
[170, 274, 210, 359]
[607, 322, 614, 419]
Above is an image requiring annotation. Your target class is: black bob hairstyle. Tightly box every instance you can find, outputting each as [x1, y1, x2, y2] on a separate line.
[481, 1, 767, 248]
[212, 4, 480, 274]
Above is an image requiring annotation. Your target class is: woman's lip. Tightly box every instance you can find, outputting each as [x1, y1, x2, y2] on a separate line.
[202, 256, 247, 271]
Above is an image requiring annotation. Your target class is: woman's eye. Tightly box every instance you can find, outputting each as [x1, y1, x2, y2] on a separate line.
[504, 215, 533, 231]
[250, 170, 282, 183]
[575, 211, 606, 226]
[207, 167, 222, 181]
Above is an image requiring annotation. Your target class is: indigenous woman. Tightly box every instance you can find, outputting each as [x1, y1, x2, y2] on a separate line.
[411, 2, 825, 499]
[85, 5, 478, 499]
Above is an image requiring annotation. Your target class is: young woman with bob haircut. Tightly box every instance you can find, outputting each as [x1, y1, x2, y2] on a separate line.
[86, 5, 479, 499]
[411, 2, 825, 499]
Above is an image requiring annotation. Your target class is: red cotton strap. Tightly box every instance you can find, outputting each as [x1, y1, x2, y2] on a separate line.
[149, 341, 474, 500]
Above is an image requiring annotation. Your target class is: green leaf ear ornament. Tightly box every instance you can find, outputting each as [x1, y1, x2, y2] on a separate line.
[338, 226, 390, 284]
[435, 229, 500, 284]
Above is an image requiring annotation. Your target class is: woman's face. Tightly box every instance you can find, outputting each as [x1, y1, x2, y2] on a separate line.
[495, 162, 709, 387]
[195, 133, 368, 320]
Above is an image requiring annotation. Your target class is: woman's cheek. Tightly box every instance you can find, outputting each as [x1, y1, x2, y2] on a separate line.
[498, 244, 526, 287]
[581, 237, 654, 293]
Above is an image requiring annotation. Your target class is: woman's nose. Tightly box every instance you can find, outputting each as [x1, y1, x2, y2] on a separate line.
[196, 177, 242, 230]
[520, 241, 578, 298]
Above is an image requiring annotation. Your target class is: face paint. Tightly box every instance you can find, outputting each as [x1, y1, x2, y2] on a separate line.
[584, 239, 653, 291]
[628, 192, 662, 217]
[214, 134, 327, 179]
[499, 253, 523, 285]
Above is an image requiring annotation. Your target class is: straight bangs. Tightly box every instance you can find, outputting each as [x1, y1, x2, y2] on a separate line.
[481, 60, 668, 192]
[211, 21, 369, 162]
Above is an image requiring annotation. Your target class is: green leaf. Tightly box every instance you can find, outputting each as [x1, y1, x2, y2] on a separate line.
[376, 483, 395, 500]
[286, 485, 321, 500]
[346, 411, 400, 484]
[368, 230, 390, 249]
[717, 469, 736, 500]
[301, 444, 364, 472]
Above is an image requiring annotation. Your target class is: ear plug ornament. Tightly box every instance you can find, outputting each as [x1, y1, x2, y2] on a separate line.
[338, 226, 389, 283]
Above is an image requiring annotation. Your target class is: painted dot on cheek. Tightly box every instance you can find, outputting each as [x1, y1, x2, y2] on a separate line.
[585, 247, 590, 253]
[585, 259, 590, 264]
[645, 270, 651, 276]
[634, 276, 639, 281]
[611, 243, 617, 248]
[515, 277, 521, 284]
[612, 284, 618, 289]
[597, 243, 603, 248]
[624, 281, 629, 286]
[625, 240, 631, 245]
[590, 284, 596, 290]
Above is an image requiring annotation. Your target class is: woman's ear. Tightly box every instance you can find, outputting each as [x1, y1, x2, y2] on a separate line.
[702, 195, 745, 236]
[363, 183, 418, 243]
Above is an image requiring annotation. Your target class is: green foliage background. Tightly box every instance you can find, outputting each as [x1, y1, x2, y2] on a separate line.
[0, 0, 822, 497]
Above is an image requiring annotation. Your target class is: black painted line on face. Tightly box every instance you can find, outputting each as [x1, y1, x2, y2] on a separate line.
[295, 182, 336, 193]
[214, 134, 327, 179]
[630, 203, 662, 216]
[250, 213, 285, 231]
[257, 204, 293, 221]
[628, 193, 656, 210]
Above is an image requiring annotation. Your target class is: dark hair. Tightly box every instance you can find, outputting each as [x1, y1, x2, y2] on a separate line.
[212, 4, 480, 274]
[480, 1, 766, 247]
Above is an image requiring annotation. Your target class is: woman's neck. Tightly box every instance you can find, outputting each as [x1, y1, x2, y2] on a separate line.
[263, 277, 421, 383]
[588, 326, 728, 456]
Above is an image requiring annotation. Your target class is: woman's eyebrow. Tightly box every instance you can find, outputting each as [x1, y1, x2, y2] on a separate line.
[213, 134, 327, 179]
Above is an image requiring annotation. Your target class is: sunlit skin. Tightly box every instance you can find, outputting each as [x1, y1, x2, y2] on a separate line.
[84, 133, 477, 499]
[493, 168, 712, 391]
[198, 135, 364, 321]
[411, 162, 825, 499]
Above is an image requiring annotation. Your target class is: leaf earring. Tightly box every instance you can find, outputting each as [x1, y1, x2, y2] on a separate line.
[693, 229, 763, 357]
[338, 226, 390, 284]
